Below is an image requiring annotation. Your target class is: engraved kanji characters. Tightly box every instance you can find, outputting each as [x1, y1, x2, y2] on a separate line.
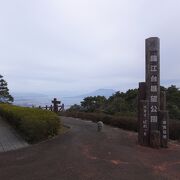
[151, 75, 158, 82]
[143, 105, 148, 137]
[151, 85, 157, 92]
[150, 65, 157, 72]
[151, 105, 157, 112]
[150, 55, 158, 62]
[150, 116, 158, 123]
[151, 95, 157, 102]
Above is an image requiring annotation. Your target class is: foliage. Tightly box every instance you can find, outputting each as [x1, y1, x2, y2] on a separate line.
[104, 89, 138, 115]
[64, 111, 180, 140]
[0, 75, 14, 103]
[81, 96, 107, 112]
[166, 85, 180, 119]
[69, 89, 138, 116]
[65, 85, 180, 140]
[68, 104, 82, 112]
[68, 85, 180, 120]
[0, 104, 61, 143]
[64, 111, 137, 132]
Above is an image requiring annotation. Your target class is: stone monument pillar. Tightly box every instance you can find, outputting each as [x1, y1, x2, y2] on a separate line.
[138, 37, 169, 148]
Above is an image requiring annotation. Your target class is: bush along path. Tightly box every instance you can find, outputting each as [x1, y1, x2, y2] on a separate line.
[0, 116, 28, 152]
[63, 111, 180, 141]
[0, 104, 61, 143]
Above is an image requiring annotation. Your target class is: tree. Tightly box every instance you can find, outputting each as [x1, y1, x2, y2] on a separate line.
[0, 75, 14, 103]
[68, 86, 180, 120]
[81, 96, 107, 112]
[166, 85, 180, 119]
[67, 104, 82, 112]
[105, 90, 138, 115]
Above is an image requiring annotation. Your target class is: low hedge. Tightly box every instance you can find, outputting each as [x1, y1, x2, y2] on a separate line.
[62, 112, 137, 132]
[0, 104, 61, 143]
[63, 111, 180, 140]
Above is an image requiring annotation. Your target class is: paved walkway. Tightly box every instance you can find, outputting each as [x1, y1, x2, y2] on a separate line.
[0, 117, 28, 152]
[0, 116, 179, 180]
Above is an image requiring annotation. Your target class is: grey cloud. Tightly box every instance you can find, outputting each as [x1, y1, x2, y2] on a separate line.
[0, 0, 180, 94]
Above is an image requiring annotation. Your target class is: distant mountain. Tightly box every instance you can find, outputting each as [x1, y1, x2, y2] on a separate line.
[61, 89, 116, 109]
[68, 89, 116, 99]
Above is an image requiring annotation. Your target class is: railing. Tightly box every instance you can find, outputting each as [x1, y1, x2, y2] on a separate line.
[38, 104, 64, 112]
[35, 98, 65, 113]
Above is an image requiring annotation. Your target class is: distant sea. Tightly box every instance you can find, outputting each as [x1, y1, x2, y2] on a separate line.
[12, 89, 116, 109]
[13, 95, 83, 109]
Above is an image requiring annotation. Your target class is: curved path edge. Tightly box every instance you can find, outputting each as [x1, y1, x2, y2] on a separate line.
[0, 117, 29, 152]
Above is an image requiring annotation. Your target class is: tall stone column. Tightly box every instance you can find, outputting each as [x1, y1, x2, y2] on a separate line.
[146, 37, 161, 147]
[138, 37, 169, 148]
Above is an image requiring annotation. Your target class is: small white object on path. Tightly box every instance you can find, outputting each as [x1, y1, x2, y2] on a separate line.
[97, 121, 103, 132]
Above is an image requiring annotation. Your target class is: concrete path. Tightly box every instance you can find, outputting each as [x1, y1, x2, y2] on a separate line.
[0, 117, 28, 152]
[0, 116, 179, 180]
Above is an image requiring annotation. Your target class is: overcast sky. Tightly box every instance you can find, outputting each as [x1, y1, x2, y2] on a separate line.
[0, 0, 180, 95]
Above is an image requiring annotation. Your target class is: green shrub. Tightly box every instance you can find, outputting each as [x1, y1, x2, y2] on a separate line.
[169, 119, 180, 140]
[0, 104, 61, 143]
[63, 112, 137, 132]
[63, 111, 180, 140]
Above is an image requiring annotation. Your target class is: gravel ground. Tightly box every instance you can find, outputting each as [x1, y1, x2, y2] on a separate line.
[0, 116, 179, 180]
